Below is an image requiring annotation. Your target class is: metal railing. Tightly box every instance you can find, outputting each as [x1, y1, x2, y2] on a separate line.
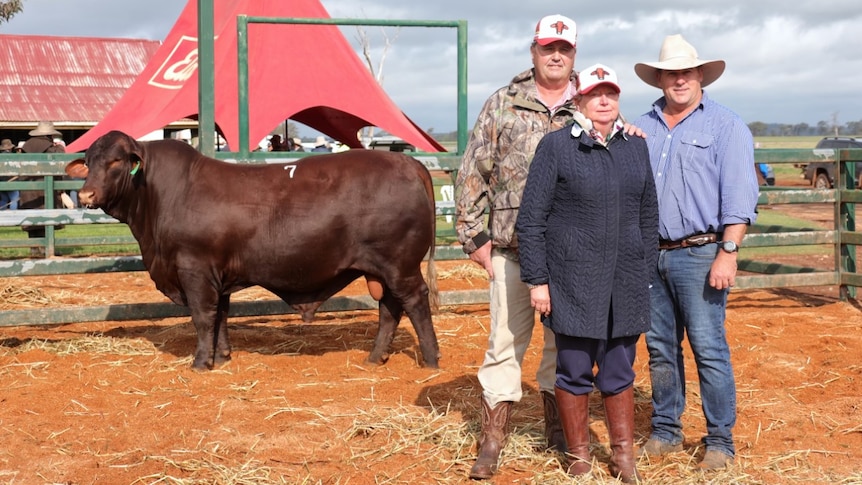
[0, 149, 859, 326]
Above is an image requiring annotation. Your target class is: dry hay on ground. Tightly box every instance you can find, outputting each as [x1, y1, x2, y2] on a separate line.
[0, 261, 861, 484]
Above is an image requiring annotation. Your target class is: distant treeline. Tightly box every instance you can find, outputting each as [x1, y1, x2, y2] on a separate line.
[746, 120, 862, 137]
[426, 120, 862, 141]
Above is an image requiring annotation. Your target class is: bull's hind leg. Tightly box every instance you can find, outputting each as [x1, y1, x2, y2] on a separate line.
[400, 278, 440, 368]
[377, 271, 440, 368]
[368, 293, 402, 365]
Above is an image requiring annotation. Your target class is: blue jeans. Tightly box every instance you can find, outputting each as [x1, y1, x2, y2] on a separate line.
[0, 190, 19, 210]
[646, 244, 736, 457]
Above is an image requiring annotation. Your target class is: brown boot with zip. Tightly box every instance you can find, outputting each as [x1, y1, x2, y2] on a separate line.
[603, 386, 641, 483]
[542, 390, 567, 452]
[555, 386, 592, 476]
[469, 397, 512, 480]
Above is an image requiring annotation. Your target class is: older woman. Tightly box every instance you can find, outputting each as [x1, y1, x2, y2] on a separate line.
[516, 64, 658, 482]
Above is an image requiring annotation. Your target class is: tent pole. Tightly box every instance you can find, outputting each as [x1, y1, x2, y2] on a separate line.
[197, 0, 216, 156]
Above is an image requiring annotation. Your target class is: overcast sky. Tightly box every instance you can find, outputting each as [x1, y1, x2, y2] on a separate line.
[3, 0, 861, 136]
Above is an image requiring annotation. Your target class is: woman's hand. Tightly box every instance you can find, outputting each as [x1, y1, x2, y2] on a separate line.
[529, 284, 551, 316]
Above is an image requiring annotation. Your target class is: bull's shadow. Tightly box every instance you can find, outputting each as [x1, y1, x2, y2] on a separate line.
[100, 311, 425, 363]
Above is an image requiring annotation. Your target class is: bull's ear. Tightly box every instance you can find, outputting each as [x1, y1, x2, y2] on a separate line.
[66, 158, 89, 179]
[126, 137, 145, 167]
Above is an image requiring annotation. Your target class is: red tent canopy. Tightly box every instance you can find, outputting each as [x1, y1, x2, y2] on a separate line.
[67, 0, 445, 153]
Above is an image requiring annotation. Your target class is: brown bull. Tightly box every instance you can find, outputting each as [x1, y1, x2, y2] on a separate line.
[66, 131, 440, 369]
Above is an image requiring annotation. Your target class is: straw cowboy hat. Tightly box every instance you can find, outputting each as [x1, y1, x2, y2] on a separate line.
[28, 120, 62, 137]
[634, 34, 726, 88]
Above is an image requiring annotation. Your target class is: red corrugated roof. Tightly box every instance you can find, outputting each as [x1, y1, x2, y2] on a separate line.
[0, 34, 160, 125]
[68, 0, 444, 153]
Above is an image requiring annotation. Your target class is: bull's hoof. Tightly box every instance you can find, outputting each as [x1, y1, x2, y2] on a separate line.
[213, 353, 232, 368]
[366, 352, 391, 366]
[190, 359, 213, 371]
[421, 354, 440, 368]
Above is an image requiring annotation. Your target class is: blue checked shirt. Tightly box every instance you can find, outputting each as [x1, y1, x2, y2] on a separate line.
[634, 91, 759, 241]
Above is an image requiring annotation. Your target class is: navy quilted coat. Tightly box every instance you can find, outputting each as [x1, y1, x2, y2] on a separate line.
[516, 126, 658, 339]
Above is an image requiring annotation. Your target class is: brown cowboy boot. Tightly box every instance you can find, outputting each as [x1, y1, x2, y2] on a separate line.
[555, 386, 592, 476]
[542, 390, 567, 452]
[603, 387, 642, 483]
[469, 397, 512, 480]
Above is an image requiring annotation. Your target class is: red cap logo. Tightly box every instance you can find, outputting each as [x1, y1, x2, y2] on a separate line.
[549, 21, 569, 35]
[591, 67, 609, 80]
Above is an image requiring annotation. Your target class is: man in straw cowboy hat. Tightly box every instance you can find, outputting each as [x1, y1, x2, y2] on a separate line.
[20, 121, 69, 256]
[632, 34, 759, 471]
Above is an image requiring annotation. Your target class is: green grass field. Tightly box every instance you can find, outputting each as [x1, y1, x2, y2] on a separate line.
[754, 135, 821, 149]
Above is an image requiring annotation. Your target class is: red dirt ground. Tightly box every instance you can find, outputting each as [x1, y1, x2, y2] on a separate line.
[1, 175, 861, 483]
[1, 256, 861, 484]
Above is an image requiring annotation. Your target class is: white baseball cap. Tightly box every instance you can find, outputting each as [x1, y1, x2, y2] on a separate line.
[534, 14, 577, 47]
[578, 63, 621, 95]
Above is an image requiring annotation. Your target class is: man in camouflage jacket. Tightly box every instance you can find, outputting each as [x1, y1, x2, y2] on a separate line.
[454, 14, 579, 480]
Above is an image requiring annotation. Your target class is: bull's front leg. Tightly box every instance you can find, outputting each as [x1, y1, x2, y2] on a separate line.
[186, 280, 231, 370]
[190, 309, 217, 370]
[212, 294, 232, 367]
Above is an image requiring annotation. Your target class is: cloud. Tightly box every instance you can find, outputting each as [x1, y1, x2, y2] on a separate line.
[4, 0, 862, 134]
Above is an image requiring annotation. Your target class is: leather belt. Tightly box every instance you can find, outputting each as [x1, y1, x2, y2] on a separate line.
[659, 233, 720, 250]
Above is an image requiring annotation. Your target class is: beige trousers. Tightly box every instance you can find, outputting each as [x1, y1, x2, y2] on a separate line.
[478, 250, 558, 407]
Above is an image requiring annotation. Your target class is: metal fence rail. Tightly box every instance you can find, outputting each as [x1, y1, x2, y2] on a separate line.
[0, 148, 859, 327]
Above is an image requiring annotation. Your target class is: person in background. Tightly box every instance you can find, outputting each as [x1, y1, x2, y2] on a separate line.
[454, 14, 579, 480]
[20, 121, 69, 257]
[292, 137, 305, 152]
[516, 64, 657, 482]
[633, 34, 759, 471]
[0, 138, 20, 210]
[269, 134, 288, 151]
[311, 136, 330, 152]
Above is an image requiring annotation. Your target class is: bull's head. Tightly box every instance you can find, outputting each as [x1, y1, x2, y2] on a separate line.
[65, 131, 145, 212]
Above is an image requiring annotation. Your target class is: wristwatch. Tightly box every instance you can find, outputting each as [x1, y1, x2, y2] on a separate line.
[720, 240, 739, 253]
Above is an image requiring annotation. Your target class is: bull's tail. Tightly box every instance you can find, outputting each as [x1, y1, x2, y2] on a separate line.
[423, 169, 440, 313]
[427, 247, 439, 313]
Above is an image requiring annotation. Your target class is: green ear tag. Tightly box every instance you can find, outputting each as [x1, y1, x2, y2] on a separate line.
[130, 161, 141, 175]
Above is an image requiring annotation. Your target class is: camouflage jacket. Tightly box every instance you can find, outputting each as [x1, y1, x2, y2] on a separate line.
[454, 68, 577, 255]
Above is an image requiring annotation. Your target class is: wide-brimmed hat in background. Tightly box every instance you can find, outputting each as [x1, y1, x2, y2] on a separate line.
[0, 139, 14, 151]
[634, 34, 725, 88]
[28, 120, 62, 137]
[533, 14, 577, 47]
[578, 63, 621, 95]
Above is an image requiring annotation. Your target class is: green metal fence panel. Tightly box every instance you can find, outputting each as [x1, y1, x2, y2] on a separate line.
[0, 289, 490, 327]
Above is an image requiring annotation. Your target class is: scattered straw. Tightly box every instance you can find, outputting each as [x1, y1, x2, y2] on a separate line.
[3, 334, 157, 357]
[436, 263, 487, 282]
[0, 282, 54, 308]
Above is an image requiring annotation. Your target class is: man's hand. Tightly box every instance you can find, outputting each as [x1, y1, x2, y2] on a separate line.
[623, 122, 646, 139]
[469, 241, 494, 280]
[709, 252, 737, 290]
